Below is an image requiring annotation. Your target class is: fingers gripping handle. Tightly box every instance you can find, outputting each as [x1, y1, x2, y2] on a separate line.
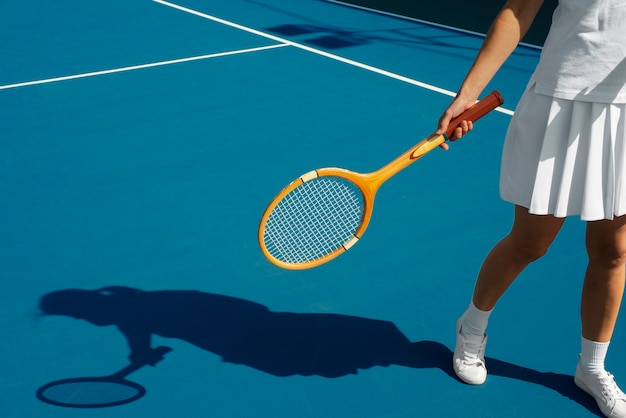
[445, 90, 504, 139]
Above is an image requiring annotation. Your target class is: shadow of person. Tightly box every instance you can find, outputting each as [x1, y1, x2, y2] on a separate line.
[39, 286, 414, 377]
[38, 286, 600, 415]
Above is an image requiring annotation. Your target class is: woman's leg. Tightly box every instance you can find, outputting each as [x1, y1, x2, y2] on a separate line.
[472, 205, 566, 310]
[575, 216, 626, 418]
[454, 205, 565, 384]
[582, 215, 626, 342]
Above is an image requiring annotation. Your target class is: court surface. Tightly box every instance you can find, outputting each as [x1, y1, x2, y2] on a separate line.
[1, 0, 620, 417]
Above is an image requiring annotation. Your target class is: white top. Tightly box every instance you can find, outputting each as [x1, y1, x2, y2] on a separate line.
[532, 0, 626, 103]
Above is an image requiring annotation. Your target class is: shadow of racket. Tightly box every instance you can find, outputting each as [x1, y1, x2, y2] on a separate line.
[36, 346, 171, 408]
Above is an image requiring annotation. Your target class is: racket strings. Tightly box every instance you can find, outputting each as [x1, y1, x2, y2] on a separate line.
[263, 176, 364, 264]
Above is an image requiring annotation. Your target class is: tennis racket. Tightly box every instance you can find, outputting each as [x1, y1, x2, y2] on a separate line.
[258, 90, 503, 270]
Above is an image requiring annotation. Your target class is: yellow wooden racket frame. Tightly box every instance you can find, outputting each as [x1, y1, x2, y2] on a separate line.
[259, 91, 504, 270]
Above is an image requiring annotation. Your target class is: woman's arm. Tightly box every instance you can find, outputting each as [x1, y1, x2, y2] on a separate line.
[438, 0, 545, 142]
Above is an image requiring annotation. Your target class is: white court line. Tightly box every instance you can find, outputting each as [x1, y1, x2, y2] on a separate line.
[0, 43, 288, 91]
[325, 0, 542, 50]
[153, 0, 514, 116]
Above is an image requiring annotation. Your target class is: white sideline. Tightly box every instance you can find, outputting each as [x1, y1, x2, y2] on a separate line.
[153, 0, 514, 116]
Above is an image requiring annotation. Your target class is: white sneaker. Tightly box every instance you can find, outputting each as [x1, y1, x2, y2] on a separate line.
[453, 315, 487, 385]
[575, 362, 626, 418]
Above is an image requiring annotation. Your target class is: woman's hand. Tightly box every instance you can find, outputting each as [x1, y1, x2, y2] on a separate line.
[436, 96, 477, 150]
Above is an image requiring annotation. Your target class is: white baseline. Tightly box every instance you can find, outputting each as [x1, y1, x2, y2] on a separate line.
[0, 44, 288, 91]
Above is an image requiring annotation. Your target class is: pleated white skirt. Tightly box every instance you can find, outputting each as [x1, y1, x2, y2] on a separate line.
[500, 82, 626, 221]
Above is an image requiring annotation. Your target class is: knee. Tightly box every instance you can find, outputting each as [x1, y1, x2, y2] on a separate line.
[586, 241, 626, 269]
[518, 242, 550, 263]
[509, 236, 551, 264]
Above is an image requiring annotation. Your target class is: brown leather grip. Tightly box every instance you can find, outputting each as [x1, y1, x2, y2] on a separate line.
[445, 90, 504, 139]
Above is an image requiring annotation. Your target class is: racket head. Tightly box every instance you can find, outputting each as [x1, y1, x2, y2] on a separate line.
[36, 377, 145, 408]
[259, 168, 374, 270]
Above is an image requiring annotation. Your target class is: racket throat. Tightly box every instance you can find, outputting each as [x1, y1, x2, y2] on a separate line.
[365, 133, 446, 189]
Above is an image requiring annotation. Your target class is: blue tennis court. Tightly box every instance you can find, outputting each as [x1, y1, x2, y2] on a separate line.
[1, 0, 619, 416]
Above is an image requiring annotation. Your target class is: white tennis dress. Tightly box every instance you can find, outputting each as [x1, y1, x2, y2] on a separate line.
[499, 0, 626, 221]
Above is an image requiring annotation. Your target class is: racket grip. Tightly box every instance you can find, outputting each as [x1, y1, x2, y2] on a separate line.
[445, 90, 503, 139]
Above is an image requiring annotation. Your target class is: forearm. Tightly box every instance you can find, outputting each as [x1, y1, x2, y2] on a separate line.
[458, 0, 544, 101]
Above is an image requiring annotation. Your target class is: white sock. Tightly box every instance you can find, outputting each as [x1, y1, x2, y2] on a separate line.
[580, 337, 609, 375]
[461, 301, 493, 338]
